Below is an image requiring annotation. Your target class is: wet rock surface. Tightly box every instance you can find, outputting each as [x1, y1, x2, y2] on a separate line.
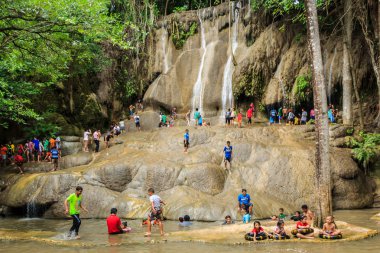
[0, 125, 375, 220]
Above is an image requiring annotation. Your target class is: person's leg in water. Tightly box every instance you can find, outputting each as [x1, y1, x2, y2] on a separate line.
[146, 216, 152, 236]
[69, 214, 81, 238]
[158, 219, 164, 236]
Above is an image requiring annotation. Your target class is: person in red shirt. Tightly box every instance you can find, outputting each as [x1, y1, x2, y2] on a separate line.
[246, 107, 253, 125]
[1, 145, 8, 167]
[249, 221, 268, 242]
[106, 208, 131, 234]
[14, 154, 24, 174]
[237, 111, 243, 128]
[295, 216, 314, 239]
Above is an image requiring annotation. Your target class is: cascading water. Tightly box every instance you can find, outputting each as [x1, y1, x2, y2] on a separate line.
[191, 10, 207, 116]
[328, 47, 337, 104]
[221, 3, 239, 117]
[26, 197, 38, 218]
[161, 27, 169, 73]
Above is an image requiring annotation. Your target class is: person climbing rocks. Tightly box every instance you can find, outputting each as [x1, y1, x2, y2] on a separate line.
[223, 141, 233, 172]
[184, 129, 190, 153]
[194, 108, 200, 127]
[134, 113, 141, 131]
[83, 129, 91, 152]
[238, 189, 253, 215]
[106, 208, 131, 234]
[14, 153, 24, 174]
[64, 186, 88, 239]
[50, 146, 59, 171]
[145, 188, 165, 237]
[301, 108, 308, 125]
[93, 130, 101, 153]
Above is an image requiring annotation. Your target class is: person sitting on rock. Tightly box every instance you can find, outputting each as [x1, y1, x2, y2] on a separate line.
[296, 216, 314, 239]
[319, 216, 341, 237]
[301, 204, 314, 226]
[249, 221, 269, 242]
[222, 215, 234, 225]
[106, 208, 131, 234]
[238, 189, 253, 215]
[290, 211, 302, 221]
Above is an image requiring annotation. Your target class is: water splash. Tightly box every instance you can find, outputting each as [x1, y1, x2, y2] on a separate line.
[221, 3, 239, 117]
[328, 47, 337, 104]
[26, 198, 38, 218]
[191, 9, 207, 116]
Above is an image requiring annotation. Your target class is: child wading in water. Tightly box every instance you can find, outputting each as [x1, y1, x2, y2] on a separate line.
[296, 216, 314, 239]
[320, 216, 341, 236]
[64, 186, 88, 239]
[145, 188, 165, 236]
[184, 129, 190, 153]
[249, 221, 269, 242]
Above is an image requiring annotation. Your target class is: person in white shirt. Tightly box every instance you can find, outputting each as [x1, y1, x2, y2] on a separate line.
[145, 188, 165, 237]
[93, 130, 101, 152]
[83, 129, 91, 152]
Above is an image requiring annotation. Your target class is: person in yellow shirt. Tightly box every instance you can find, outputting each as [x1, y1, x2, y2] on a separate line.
[64, 186, 88, 239]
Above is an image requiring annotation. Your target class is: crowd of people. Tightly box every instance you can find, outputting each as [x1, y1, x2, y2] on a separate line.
[64, 186, 340, 241]
[1, 136, 61, 174]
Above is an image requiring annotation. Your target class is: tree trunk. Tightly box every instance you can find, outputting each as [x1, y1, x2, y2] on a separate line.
[342, 0, 353, 125]
[305, 0, 332, 228]
[165, 0, 169, 16]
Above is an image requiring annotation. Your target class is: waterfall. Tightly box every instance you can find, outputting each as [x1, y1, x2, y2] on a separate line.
[191, 10, 207, 116]
[26, 197, 38, 218]
[221, 3, 239, 117]
[328, 47, 337, 104]
[161, 28, 169, 73]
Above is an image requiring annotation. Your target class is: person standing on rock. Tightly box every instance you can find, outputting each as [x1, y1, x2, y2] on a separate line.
[64, 186, 88, 239]
[301, 108, 308, 125]
[194, 108, 200, 127]
[186, 110, 191, 126]
[246, 107, 253, 125]
[134, 113, 141, 131]
[145, 188, 165, 237]
[83, 129, 91, 152]
[223, 141, 233, 172]
[93, 130, 101, 152]
[238, 189, 253, 215]
[184, 129, 190, 153]
[50, 146, 59, 172]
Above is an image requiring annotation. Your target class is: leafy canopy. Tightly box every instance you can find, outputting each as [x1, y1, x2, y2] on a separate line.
[0, 0, 128, 127]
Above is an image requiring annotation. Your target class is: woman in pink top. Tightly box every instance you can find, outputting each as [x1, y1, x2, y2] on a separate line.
[310, 109, 315, 120]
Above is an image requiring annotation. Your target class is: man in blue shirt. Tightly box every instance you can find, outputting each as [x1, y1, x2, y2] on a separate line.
[238, 188, 253, 215]
[223, 141, 233, 171]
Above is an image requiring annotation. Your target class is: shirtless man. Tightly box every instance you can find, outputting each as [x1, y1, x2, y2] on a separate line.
[319, 216, 341, 236]
[301, 204, 314, 226]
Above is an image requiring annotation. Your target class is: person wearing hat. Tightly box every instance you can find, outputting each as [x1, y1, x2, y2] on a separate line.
[106, 208, 131, 234]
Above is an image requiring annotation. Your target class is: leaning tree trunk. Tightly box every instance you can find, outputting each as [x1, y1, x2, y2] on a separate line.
[342, 0, 353, 125]
[305, 0, 332, 228]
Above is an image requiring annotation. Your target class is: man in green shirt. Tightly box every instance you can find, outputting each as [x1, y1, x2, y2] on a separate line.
[64, 186, 88, 239]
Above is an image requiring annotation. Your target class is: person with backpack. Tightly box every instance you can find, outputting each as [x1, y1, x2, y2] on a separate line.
[51, 146, 59, 171]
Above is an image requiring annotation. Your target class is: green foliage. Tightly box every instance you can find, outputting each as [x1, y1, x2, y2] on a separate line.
[173, 6, 189, 13]
[347, 132, 380, 170]
[24, 113, 62, 138]
[294, 74, 312, 105]
[172, 22, 198, 49]
[0, 0, 127, 128]
[235, 71, 265, 100]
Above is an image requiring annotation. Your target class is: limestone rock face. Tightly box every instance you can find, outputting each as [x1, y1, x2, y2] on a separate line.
[0, 126, 374, 220]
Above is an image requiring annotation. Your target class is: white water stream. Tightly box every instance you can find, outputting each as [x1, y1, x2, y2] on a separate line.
[221, 3, 239, 117]
[161, 27, 169, 73]
[191, 10, 207, 116]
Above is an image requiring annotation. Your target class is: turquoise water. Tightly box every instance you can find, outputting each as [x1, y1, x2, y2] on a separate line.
[0, 209, 379, 253]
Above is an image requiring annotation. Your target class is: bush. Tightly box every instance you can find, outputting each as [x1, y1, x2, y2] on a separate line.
[347, 131, 380, 172]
